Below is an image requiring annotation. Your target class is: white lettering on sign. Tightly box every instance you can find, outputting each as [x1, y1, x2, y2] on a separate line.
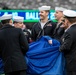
[0, 12, 1, 15]
[26, 12, 39, 20]
[3, 12, 8, 15]
[12, 12, 18, 18]
[50, 12, 55, 20]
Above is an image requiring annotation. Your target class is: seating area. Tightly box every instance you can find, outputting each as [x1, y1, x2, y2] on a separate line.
[0, 0, 76, 10]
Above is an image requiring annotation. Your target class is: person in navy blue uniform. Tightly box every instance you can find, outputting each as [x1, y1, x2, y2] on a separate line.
[59, 10, 76, 75]
[53, 7, 67, 42]
[0, 14, 29, 75]
[31, 5, 56, 41]
[13, 16, 31, 43]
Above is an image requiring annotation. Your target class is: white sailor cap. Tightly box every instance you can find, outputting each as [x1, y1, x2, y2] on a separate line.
[63, 10, 76, 17]
[55, 7, 67, 12]
[38, 5, 51, 11]
[0, 14, 12, 20]
[13, 16, 24, 22]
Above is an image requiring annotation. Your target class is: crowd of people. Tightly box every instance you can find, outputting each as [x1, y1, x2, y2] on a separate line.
[0, 0, 76, 10]
[0, 5, 76, 75]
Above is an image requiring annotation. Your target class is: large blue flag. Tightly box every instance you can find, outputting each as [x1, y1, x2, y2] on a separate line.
[26, 36, 65, 75]
[0, 36, 65, 75]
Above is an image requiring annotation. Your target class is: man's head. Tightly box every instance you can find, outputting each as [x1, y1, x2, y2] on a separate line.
[54, 7, 67, 21]
[63, 10, 76, 25]
[0, 14, 13, 25]
[13, 16, 24, 29]
[38, 5, 51, 20]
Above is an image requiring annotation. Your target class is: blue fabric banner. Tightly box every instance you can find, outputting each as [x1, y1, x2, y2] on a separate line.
[26, 36, 65, 75]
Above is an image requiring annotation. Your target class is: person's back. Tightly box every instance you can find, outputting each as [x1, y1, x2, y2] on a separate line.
[0, 24, 28, 72]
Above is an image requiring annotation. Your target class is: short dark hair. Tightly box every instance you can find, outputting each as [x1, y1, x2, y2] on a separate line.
[45, 10, 50, 13]
[64, 16, 76, 23]
[13, 21, 18, 24]
[1, 19, 11, 25]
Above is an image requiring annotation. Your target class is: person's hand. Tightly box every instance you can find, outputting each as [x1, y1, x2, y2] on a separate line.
[48, 40, 52, 44]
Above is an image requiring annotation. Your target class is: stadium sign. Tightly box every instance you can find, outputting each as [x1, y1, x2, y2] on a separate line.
[0, 10, 56, 22]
